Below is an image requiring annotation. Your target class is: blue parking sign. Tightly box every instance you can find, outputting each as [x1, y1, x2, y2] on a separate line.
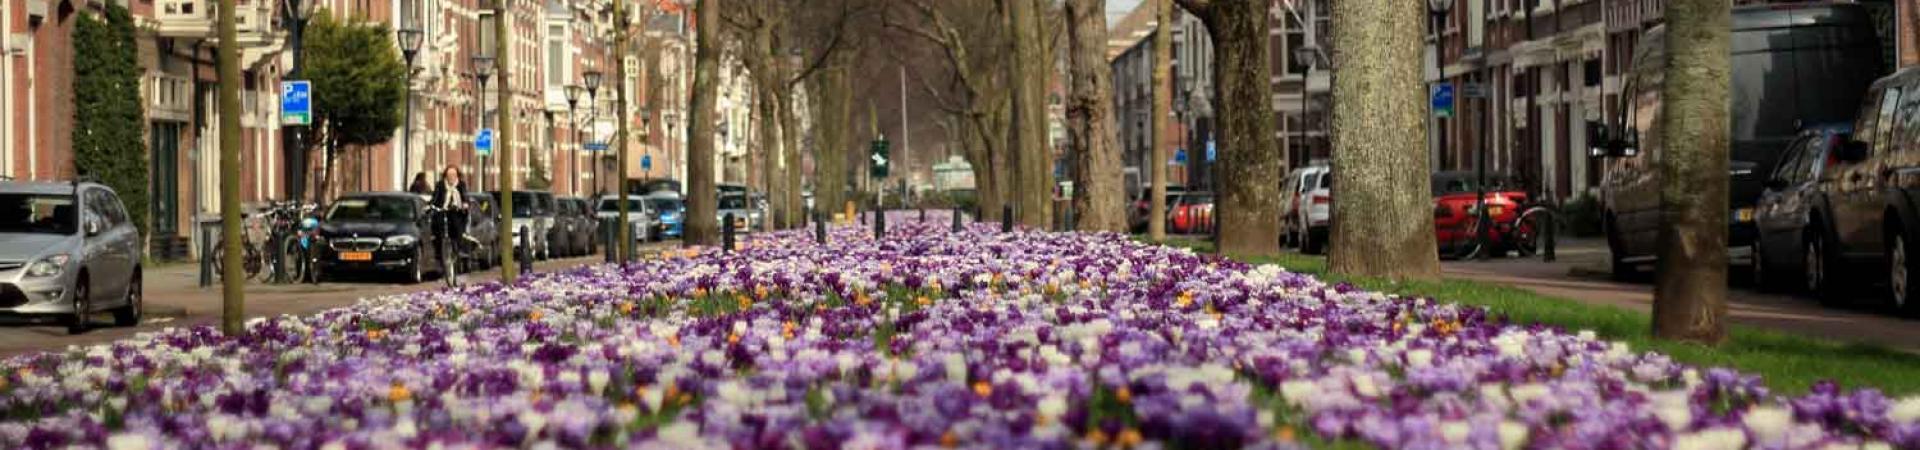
[281, 81, 311, 126]
[1432, 84, 1454, 118]
[475, 128, 494, 156]
[642, 155, 653, 170]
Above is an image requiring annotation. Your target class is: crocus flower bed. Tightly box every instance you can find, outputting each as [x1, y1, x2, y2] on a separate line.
[2, 213, 1917, 450]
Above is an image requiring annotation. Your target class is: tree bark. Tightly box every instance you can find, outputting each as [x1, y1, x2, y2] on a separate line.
[1653, 0, 1730, 344]
[1003, 0, 1053, 229]
[1325, 0, 1441, 280]
[1064, 0, 1124, 232]
[811, 65, 853, 221]
[1179, 0, 1282, 257]
[216, 0, 245, 334]
[1148, 0, 1173, 242]
[685, 0, 722, 246]
[781, 93, 805, 227]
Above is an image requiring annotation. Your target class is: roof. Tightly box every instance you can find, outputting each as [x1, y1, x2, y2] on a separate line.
[0, 182, 91, 195]
[1106, 2, 1160, 62]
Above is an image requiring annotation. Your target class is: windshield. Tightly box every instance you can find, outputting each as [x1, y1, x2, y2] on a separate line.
[1730, 23, 1881, 143]
[510, 192, 539, 217]
[327, 197, 416, 221]
[718, 195, 749, 210]
[0, 194, 77, 234]
[599, 198, 647, 212]
[649, 198, 683, 213]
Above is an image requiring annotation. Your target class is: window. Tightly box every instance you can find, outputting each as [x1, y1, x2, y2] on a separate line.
[1874, 88, 1902, 154]
[1584, 59, 1602, 87]
[546, 24, 567, 91]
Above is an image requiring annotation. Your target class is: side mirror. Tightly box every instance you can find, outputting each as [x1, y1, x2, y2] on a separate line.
[1618, 130, 1640, 157]
[83, 217, 103, 236]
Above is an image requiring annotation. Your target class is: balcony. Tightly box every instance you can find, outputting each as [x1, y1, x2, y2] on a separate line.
[154, 0, 272, 43]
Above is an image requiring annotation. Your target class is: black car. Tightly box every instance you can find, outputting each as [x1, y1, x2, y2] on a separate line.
[1805, 66, 1920, 316]
[316, 192, 445, 283]
[1593, 2, 1883, 279]
[561, 197, 599, 255]
[1752, 126, 1848, 293]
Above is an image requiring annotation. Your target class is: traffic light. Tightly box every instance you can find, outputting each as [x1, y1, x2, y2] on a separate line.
[870, 139, 891, 179]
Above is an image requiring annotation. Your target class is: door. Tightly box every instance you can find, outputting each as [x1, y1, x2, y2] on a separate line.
[1757, 136, 1811, 258]
[1836, 86, 1904, 257]
[81, 189, 133, 303]
[150, 122, 181, 238]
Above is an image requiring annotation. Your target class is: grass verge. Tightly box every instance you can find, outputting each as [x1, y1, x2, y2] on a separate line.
[1156, 237, 1920, 396]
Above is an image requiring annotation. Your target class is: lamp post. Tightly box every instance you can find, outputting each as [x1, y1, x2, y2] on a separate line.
[583, 69, 604, 195]
[279, 0, 317, 202]
[565, 84, 584, 196]
[1294, 44, 1326, 166]
[1429, 0, 1452, 167]
[471, 55, 496, 191]
[398, 27, 424, 187]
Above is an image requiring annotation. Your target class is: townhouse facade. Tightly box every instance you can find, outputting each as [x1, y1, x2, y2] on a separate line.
[0, 0, 695, 259]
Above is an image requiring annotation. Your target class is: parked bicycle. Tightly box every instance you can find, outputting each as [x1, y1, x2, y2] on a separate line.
[212, 201, 318, 283]
[1452, 203, 1553, 260]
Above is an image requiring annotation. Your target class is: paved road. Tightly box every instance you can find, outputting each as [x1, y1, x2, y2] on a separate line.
[0, 243, 678, 358]
[1438, 239, 1920, 354]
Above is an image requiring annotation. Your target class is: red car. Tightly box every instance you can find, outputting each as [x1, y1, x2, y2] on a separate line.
[1432, 172, 1533, 257]
[1170, 192, 1215, 234]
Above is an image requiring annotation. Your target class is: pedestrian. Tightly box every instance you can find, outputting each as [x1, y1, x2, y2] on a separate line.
[431, 166, 471, 253]
[409, 172, 430, 195]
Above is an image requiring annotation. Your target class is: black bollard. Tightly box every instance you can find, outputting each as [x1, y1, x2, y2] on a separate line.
[1001, 205, 1014, 233]
[951, 208, 963, 233]
[875, 208, 887, 239]
[198, 225, 212, 288]
[919, 208, 927, 222]
[723, 213, 736, 253]
[814, 210, 827, 244]
[603, 220, 615, 263]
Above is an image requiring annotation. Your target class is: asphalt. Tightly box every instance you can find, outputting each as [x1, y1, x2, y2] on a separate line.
[1438, 238, 1920, 354]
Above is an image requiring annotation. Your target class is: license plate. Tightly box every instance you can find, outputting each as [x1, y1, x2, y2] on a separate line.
[340, 252, 373, 262]
[1734, 208, 1756, 223]
[1487, 206, 1505, 216]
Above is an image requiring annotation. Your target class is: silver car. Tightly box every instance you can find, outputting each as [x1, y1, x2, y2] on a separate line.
[0, 182, 142, 334]
[717, 193, 754, 234]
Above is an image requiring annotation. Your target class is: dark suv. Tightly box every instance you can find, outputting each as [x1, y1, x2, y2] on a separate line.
[1811, 66, 1920, 315]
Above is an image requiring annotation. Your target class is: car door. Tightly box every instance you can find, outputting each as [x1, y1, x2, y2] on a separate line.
[79, 189, 128, 301]
[100, 190, 139, 304]
[1837, 86, 1904, 258]
[1757, 136, 1811, 258]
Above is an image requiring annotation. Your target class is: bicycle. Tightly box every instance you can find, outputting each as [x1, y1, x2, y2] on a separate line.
[427, 205, 475, 288]
[1453, 203, 1553, 260]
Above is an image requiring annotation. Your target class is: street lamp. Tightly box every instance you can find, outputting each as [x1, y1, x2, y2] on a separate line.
[398, 27, 424, 187]
[471, 55, 496, 191]
[566, 84, 585, 196]
[1294, 44, 1325, 167]
[583, 69, 603, 195]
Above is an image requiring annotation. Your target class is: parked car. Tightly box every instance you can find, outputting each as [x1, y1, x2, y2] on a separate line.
[1799, 66, 1920, 315]
[718, 193, 754, 233]
[1432, 171, 1532, 258]
[557, 197, 596, 256]
[1594, 2, 1884, 280]
[489, 191, 553, 262]
[1128, 185, 1186, 233]
[1169, 192, 1215, 235]
[316, 192, 444, 284]
[648, 195, 686, 239]
[0, 181, 143, 334]
[568, 197, 600, 255]
[549, 197, 581, 257]
[1751, 125, 1848, 294]
[1280, 166, 1330, 253]
[597, 195, 656, 247]
[463, 193, 500, 270]
[533, 192, 558, 259]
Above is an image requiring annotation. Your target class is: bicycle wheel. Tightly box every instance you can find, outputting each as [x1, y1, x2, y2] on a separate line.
[210, 240, 226, 279]
[1454, 216, 1486, 260]
[277, 236, 303, 283]
[1512, 207, 1551, 257]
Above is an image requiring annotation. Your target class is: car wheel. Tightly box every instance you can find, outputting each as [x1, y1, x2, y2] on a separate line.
[1751, 241, 1775, 292]
[1891, 231, 1920, 317]
[1605, 215, 1641, 282]
[113, 270, 141, 327]
[406, 249, 425, 284]
[1807, 230, 1843, 305]
[1301, 227, 1326, 255]
[67, 278, 90, 335]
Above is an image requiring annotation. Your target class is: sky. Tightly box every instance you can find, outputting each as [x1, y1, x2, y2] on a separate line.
[1107, 0, 1143, 22]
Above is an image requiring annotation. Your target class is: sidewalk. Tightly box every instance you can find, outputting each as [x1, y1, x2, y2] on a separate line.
[1440, 238, 1920, 354]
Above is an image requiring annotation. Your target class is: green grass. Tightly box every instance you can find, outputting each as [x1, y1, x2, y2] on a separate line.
[1154, 237, 1920, 396]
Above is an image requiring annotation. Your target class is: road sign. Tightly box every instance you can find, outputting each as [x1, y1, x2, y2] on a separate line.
[1462, 82, 1489, 99]
[1174, 149, 1187, 164]
[280, 81, 312, 126]
[869, 139, 891, 178]
[1432, 84, 1454, 118]
[1206, 139, 1217, 163]
[584, 142, 608, 151]
[641, 155, 653, 170]
[475, 128, 494, 156]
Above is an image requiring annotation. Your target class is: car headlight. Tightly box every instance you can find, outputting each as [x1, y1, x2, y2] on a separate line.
[384, 235, 418, 248]
[25, 254, 69, 278]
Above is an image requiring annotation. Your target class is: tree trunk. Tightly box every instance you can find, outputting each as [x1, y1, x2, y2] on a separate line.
[964, 112, 1001, 221]
[1148, 0, 1173, 242]
[1004, 0, 1052, 229]
[1653, 0, 1730, 344]
[1183, 0, 1282, 257]
[1064, 0, 1125, 232]
[811, 65, 853, 222]
[216, 0, 245, 334]
[1325, 0, 1441, 280]
[748, 20, 785, 230]
[684, 0, 722, 246]
[781, 93, 805, 227]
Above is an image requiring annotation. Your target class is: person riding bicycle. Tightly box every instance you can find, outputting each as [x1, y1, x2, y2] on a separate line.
[430, 166, 474, 253]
